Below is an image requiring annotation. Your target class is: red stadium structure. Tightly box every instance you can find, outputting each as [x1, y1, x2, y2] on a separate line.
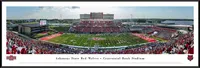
[72, 19, 123, 33]
[71, 12, 123, 33]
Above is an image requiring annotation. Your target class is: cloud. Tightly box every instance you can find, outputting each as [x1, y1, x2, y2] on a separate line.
[38, 6, 80, 10]
[22, 6, 81, 19]
[71, 6, 80, 9]
[167, 10, 173, 13]
[39, 6, 44, 9]
[9, 6, 132, 19]
[38, 6, 52, 10]
[21, 6, 125, 19]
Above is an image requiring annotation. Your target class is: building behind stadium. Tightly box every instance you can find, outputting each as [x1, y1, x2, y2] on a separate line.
[80, 12, 114, 19]
[17, 20, 48, 36]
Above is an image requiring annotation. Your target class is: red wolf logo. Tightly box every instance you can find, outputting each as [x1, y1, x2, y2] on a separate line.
[6, 55, 16, 61]
[187, 55, 193, 61]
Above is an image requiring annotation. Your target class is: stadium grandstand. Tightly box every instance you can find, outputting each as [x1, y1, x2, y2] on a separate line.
[70, 12, 122, 33]
[6, 12, 194, 54]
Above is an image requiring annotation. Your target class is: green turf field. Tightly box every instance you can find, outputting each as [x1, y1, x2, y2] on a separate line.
[49, 26, 70, 32]
[48, 33, 147, 47]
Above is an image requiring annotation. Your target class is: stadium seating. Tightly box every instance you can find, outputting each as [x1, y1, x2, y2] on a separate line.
[72, 21, 122, 33]
[6, 28, 193, 54]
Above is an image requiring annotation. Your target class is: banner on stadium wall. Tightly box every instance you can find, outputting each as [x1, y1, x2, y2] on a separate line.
[40, 20, 47, 26]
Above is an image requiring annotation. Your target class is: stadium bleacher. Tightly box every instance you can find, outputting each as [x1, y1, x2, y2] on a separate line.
[72, 21, 123, 33]
[6, 26, 193, 54]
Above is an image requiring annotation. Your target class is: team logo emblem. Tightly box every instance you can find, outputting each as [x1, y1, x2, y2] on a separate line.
[187, 55, 193, 61]
[6, 55, 16, 61]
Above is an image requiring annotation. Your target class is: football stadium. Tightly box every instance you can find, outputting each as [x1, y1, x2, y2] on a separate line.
[6, 12, 194, 54]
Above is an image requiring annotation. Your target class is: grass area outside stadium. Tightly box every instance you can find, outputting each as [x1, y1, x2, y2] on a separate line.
[33, 30, 56, 39]
[48, 33, 148, 47]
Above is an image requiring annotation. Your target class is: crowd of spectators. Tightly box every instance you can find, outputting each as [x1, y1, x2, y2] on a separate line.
[6, 26, 194, 54]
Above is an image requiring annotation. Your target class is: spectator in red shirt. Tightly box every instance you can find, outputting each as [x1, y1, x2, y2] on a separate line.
[12, 45, 17, 54]
[188, 45, 194, 54]
[21, 48, 27, 54]
[6, 49, 11, 54]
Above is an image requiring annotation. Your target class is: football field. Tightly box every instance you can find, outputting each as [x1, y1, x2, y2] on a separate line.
[48, 33, 148, 47]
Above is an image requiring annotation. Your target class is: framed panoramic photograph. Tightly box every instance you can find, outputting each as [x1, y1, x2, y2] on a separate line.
[1, 1, 199, 67]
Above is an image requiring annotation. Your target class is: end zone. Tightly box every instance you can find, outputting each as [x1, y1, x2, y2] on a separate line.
[132, 33, 156, 42]
[39, 32, 63, 41]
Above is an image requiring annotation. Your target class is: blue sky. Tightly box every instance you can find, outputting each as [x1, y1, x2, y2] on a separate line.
[7, 6, 193, 19]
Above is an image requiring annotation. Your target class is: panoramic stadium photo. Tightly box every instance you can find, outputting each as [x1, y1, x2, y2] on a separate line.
[6, 6, 194, 54]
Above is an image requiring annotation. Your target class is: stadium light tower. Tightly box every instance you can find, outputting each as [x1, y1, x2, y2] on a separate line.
[60, 14, 62, 20]
[131, 14, 133, 22]
[120, 15, 122, 22]
[130, 14, 133, 25]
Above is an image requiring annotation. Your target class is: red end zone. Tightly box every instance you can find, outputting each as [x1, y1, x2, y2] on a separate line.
[39, 32, 63, 41]
[132, 33, 156, 42]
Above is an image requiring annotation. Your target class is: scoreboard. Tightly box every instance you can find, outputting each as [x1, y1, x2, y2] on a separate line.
[40, 20, 47, 26]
